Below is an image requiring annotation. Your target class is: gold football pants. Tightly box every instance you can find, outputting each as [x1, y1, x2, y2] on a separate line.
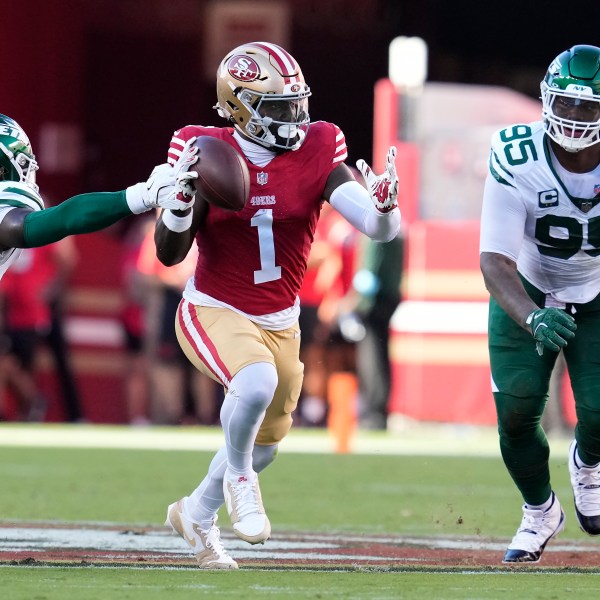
[175, 300, 303, 445]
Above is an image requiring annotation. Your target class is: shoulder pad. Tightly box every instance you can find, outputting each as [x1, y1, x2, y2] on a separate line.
[0, 181, 44, 211]
[489, 122, 544, 186]
[305, 120, 345, 146]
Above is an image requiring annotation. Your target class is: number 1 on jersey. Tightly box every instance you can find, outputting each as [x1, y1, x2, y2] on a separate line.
[251, 209, 282, 284]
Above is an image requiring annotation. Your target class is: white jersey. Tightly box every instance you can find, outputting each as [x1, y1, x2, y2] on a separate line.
[0, 181, 44, 280]
[480, 121, 600, 304]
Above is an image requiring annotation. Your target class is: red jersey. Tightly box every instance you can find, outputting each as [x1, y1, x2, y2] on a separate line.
[168, 122, 347, 315]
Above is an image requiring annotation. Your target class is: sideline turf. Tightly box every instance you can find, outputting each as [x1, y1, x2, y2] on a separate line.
[0, 424, 594, 599]
[3, 566, 600, 600]
[0, 442, 582, 537]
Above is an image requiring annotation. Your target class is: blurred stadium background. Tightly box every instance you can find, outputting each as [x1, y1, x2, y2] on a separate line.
[2, 0, 598, 427]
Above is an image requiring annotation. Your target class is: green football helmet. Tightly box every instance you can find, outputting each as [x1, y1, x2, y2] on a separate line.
[541, 45, 600, 152]
[0, 113, 39, 191]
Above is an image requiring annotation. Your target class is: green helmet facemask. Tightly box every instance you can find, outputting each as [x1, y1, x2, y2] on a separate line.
[0, 113, 39, 191]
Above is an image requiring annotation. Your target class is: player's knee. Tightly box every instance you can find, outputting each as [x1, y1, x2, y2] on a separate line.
[495, 392, 543, 438]
[230, 362, 278, 413]
[499, 413, 534, 439]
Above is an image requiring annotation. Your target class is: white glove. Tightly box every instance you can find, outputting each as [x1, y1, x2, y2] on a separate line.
[173, 170, 197, 212]
[170, 137, 199, 212]
[125, 137, 199, 214]
[356, 146, 399, 213]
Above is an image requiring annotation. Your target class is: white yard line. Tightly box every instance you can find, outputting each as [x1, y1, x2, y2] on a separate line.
[0, 525, 597, 557]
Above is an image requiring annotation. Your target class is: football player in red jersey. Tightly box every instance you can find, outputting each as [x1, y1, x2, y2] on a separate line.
[159, 42, 401, 569]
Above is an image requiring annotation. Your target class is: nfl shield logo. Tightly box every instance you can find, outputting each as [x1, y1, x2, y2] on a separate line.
[594, 183, 600, 196]
[257, 172, 268, 186]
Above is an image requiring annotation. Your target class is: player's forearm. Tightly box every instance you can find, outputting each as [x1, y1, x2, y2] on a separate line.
[22, 191, 132, 247]
[362, 208, 401, 242]
[154, 216, 195, 266]
[480, 251, 538, 330]
[329, 180, 400, 242]
[155, 198, 207, 266]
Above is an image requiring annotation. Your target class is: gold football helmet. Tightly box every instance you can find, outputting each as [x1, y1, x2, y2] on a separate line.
[215, 42, 311, 151]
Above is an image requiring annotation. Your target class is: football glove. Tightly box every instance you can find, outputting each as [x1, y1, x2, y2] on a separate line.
[526, 307, 576, 355]
[170, 137, 199, 212]
[125, 138, 198, 213]
[356, 146, 399, 213]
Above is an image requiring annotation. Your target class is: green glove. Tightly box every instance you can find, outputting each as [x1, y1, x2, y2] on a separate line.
[526, 308, 577, 355]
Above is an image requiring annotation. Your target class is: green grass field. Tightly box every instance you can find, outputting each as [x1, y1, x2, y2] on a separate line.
[1, 423, 599, 599]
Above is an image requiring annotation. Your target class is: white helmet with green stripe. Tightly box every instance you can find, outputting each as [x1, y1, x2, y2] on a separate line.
[0, 114, 39, 192]
[541, 45, 600, 153]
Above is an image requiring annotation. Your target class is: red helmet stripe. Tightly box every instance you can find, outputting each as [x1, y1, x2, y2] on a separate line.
[250, 42, 299, 84]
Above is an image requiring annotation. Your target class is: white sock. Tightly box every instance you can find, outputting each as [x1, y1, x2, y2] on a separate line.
[220, 362, 278, 477]
[185, 447, 228, 530]
[186, 443, 279, 530]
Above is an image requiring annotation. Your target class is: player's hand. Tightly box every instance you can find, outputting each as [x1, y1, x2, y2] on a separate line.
[172, 170, 197, 212]
[126, 162, 174, 213]
[527, 308, 576, 355]
[158, 137, 199, 212]
[133, 138, 198, 211]
[356, 146, 399, 213]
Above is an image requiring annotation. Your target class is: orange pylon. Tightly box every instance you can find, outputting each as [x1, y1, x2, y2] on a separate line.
[327, 372, 358, 453]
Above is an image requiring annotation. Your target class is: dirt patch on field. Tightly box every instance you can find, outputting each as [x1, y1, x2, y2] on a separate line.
[1, 522, 600, 571]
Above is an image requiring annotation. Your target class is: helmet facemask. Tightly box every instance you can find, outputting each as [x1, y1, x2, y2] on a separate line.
[0, 114, 39, 192]
[0, 142, 39, 191]
[541, 82, 600, 152]
[239, 88, 310, 151]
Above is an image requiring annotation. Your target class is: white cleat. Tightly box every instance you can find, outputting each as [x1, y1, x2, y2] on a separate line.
[568, 440, 600, 535]
[165, 498, 238, 569]
[223, 469, 271, 544]
[502, 492, 565, 563]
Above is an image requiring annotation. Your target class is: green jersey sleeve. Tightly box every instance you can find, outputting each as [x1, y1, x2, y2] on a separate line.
[22, 190, 133, 247]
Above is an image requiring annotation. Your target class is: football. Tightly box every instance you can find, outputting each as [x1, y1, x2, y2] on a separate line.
[189, 136, 250, 211]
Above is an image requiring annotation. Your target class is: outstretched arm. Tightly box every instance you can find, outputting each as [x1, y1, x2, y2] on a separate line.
[20, 190, 134, 247]
[0, 139, 199, 250]
[0, 171, 171, 249]
[0, 190, 135, 249]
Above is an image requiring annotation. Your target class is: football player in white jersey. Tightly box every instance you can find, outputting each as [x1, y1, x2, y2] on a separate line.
[0, 113, 197, 279]
[480, 44, 600, 563]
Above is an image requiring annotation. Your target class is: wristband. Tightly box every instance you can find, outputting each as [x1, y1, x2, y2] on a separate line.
[162, 209, 193, 232]
[525, 310, 538, 332]
[125, 183, 150, 214]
